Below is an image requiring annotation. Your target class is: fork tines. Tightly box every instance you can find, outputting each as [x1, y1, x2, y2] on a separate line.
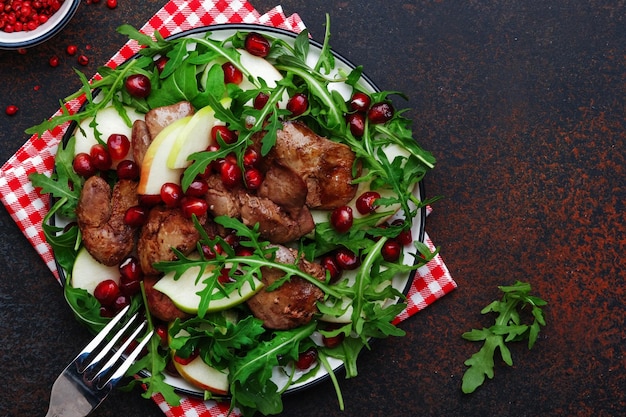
[74, 305, 154, 390]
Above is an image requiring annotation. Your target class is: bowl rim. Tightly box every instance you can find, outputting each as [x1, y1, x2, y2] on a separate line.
[0, 0, 81, 50]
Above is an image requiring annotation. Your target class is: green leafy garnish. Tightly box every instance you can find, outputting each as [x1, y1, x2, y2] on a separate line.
[461, 281, 548, 394]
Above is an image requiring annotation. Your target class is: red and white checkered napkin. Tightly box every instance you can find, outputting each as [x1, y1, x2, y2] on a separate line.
[0, 1, 456, 415]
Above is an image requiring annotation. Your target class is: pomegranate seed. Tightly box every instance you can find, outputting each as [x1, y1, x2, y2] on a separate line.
[211, 125, 238, 144]
[346, 112, 365, 137]
[72, 153, 96, 177]
[244, 168, 263, 190]
[224, 233, 240, 249]
[235, 246, 254, 257]
[125, 74, 151, 98]
[119, 277, 141, 297]
[295, 347, 318, 370]
[349, 92, 371, 112]
[100, 306, 115, 318]
[77, 54, 89, 66]
[90, 144, 112, 171]
[48, 55, 59, 67]
[66, 44, 78, 55]
[93, 279, 120, 307]
[106, 0, 117, 8]
[243, 147, 260, 167]
[222, 62, 243, 85]
[155, 324, 169, 346]
[355, 191, 381, 215]
[287, 93, 308, 117]
[392, 219, 413, 245]
[320, 255, 342, 283]
[220, 159, 242, 188]
[160, 182, 183, 207]
[119, 256, 142, 281]
[5, 104, 18, 116]
[174, 349, 199, 365]
[335, 248, 360, 270]
[116, 159, 139, 180]
[381, 239, 402, 262]
[180, 196, 208, 218]
[112, 293, 131, 312]
[107, 133, 130, 160]
[244, 32, 271, 57]
[124, 205, 147, 227]
[253, 92, 269, 109]
[368, 102, 395, 124]
[322, 324, 345, 348]
[155, 56, 168, 73]
[185, 177, 209, 197]
[330, 205, 353, 233]
[202, 243, 224, 260]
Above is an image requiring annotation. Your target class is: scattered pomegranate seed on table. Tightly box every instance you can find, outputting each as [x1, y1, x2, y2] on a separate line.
[5, 105, 18, 116]
[66, 44, 78, 56]
[77, 54, 89, 66]
[106, 0, 117, 9]
[48, 55, 59, 67]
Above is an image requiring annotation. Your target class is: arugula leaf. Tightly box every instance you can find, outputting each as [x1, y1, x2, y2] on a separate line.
[461, 281, 547, 394]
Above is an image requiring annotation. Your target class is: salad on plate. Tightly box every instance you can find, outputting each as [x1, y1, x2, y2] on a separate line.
[28, 19, 437, 416]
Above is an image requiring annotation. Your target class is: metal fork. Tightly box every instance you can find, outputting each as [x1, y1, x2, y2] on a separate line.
[45, 305, 154, 417]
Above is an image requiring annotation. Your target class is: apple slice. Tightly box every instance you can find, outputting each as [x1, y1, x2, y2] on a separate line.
[169, 326, 230, 395]
[137, 116, 191, 195]
[152, 264, 264, 314]
[71, 247, 120, 294]
[166, 97, 232, 169]
[74, 105, 144, 166]
[173, 355, 230, 395]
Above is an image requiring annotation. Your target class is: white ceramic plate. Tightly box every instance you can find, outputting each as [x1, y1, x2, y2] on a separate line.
[55, 23, 426, 398]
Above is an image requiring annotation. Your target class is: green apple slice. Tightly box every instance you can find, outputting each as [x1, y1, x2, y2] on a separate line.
[153, 265, 264, 314]
[166, 97, 232, 169]
[71, 247, 120, 294]
[137, 116, 191, 195]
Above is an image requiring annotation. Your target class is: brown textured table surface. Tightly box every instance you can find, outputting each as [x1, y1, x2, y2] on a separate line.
[1, 1, 624, 416]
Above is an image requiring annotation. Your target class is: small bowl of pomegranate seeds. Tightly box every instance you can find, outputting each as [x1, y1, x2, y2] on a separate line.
[0, 0, 81, 50]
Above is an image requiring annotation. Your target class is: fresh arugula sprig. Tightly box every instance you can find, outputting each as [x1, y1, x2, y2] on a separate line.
[461, 281, 548, 394]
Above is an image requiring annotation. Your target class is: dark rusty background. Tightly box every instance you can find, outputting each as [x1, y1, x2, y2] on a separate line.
[0, 1, 624, 416]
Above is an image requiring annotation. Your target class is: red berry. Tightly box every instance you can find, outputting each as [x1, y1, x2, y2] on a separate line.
[155, 56, 168, 73]
[90, 144, 112, 171]
[5, 104, 18, 116]
[125, 74, 151, 98]
[346, 112, 365, 137]
[116, 160, 140, 180]
[66, 44, 78, 56]
[355, 191, 381, 215]
[48, 55, 59, 67]
[349, 92, 371, 112]
[253, 92, 270, 109]
[222, 62, 243, 85]
[220, 159, 242, 188]
[73, 153, 96, 177]
[244, 32, 271, 57]
[244, 168, 263, 190]
[335, 248, 360, 270]
[77, 54, 89, 66]
[330, 205, 353, 233]
[211, 125, 238, 144]
[295, 347, 318, 370]
[243, 147, 260, 167]
[381, 239, 402, 262]
[160, 182, 183, 207]
[119, 256, 142, 282]
[180, 196, 208, 218]
[185, 177, 209, 197]
[107, 133, 130, 160]
[320, 255, 342, 282]
[123, 205, 147, 227]
[368, 102, 394, 124]
[287, 93, 308, 117]
[93, 279, 120, 307]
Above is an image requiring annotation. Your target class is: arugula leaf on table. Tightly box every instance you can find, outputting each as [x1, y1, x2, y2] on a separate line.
[461, 281, 548, 394]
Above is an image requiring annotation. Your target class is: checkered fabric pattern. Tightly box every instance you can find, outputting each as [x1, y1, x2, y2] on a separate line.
[0, 1, 456, 416]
